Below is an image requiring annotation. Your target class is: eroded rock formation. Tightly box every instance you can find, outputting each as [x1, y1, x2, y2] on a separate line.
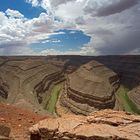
[94, 55, 140, 112]
[128, 85, 140, 111]
[94, 55, 140, 88]
[30, 109, 140, 140]
[0, 57, 65, 114]
[0, 55, 140, 115]
[60, 60, 119, 115]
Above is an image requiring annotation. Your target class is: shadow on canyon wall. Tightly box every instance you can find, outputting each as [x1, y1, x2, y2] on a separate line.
[1, 55, 139, 90]
[48, 55, 139, 90]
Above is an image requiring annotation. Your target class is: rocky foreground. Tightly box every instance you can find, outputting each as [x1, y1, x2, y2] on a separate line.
[0, 103, 47, 140]
[30, 110, 140, 140]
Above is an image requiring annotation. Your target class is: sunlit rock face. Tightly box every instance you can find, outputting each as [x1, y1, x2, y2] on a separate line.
[60, 60, 120, 115]
[0, 57, 65, 114]
[1, 55, 140, 116]
[30, 110, 140, 140]
[94, 55, 140, 112]
[128, 85, 140, 111]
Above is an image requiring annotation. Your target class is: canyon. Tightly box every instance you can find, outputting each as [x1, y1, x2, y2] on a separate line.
[0, 55, 140, 139]
[60, 60, 119, 115]
[0, 55, 140, 115]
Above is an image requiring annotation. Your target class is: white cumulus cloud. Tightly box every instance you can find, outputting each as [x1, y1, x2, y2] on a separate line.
[6, 9, 24, 18]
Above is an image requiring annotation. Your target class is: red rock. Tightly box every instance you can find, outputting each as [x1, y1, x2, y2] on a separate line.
[30, 110, 140, 140]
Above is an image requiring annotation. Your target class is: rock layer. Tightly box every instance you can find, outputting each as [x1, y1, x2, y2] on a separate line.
[94, 55, 140, 112]
[30, 110, 140, 140]
[1, 56, 140, 115]
[0, 57, 65, 114]
[94, 55, 140, 88]
[128, 85, 140, 110]
[60, 60, 119, 115]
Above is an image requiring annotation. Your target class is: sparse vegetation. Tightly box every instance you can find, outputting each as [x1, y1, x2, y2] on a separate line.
[46, 84, 62, 114]
[116, 86, 140, 115]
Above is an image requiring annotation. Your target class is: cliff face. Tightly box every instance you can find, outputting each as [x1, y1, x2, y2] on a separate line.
[94, 55, 140, 88]
[57, 55, 140, 115]
[0, 56, 140, 115]
[128, 85, 140, 110]
[0, 57, 65, 114]
[94, 56, 140, 113]
[60, 60, 120, 115]
[30, 110, 140, 140]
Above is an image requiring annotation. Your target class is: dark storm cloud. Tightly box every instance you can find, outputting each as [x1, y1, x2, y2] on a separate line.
[97, 30, 140, 55]
[97, 0, 139, 17]
[75, 17, 85, 25]
[84, 0, 140, 55]
[84, 0, 139, 17]
[0, 41, 26, 48]
[90, 29, 114, 36]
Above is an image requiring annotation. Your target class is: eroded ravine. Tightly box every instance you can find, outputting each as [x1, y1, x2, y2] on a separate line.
[45, 83, 63, 114]
[0, 57, 66, 114]
[0, 56, 140, 116]
[116, 86, 140, 115]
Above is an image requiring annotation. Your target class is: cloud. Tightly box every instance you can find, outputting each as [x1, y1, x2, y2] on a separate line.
[39, 48, 90, 55]
[6, 9, 24, 18]
[40, 48, 63, 55]
[0, 9, 62, 55]
[41, 0, 75, 9]
[96, 29, 140, 55]
[1, 0, 140, 55]
[84, 0, 139, 17]
[75, 16, 85, 25]
[81, 3, 140, 55]
[26, 0, 39, 7]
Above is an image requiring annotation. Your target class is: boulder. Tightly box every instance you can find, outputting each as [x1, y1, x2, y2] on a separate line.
[0, 124, 11, 140]
[29, 110, 140, 140]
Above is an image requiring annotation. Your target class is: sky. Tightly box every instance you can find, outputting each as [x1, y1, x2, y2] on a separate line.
[0, 0, 140, 56]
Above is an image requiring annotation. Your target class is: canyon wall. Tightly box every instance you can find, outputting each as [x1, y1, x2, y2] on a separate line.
[56, 55, 140, 115]
[94, 55, 140, 88]
[0, 55, 140, 115]
[60, 60, 120, 115]
[0, 57, 66, 114]
[94, 56, 140, 113]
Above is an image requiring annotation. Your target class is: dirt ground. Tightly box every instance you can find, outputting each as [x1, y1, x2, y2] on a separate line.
[0, 103, 49, 140]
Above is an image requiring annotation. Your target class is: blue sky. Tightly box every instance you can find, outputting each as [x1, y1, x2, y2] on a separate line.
[0, 0, 91, 55]
[0, 0, 139, 55]
[31, 29, 91, 52]
[0, 0, 46, 18]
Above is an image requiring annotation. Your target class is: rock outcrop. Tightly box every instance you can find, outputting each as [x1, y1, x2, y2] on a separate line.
[30, 110, 140, 140]
[0, 57, 65, 114]
[0, 124, 11, 140]
[128, 85, 140, 111]
[1, 55, 140, 115]
[94, 55, 140, 88]
[94, 55, 140, 112]
[60, 60, 119, 115]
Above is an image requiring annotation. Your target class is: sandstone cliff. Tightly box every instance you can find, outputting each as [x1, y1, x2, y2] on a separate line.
[30, 110, 140, 140]
[94, 55, 140, 113]
[128, 85, 140, 111]
[0, 57, 65, 114]
[1, 56, 140, 115]
[60, 60, 119, 115]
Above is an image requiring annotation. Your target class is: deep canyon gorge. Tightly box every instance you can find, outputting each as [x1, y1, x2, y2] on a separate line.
[0, 55, 140, 140]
